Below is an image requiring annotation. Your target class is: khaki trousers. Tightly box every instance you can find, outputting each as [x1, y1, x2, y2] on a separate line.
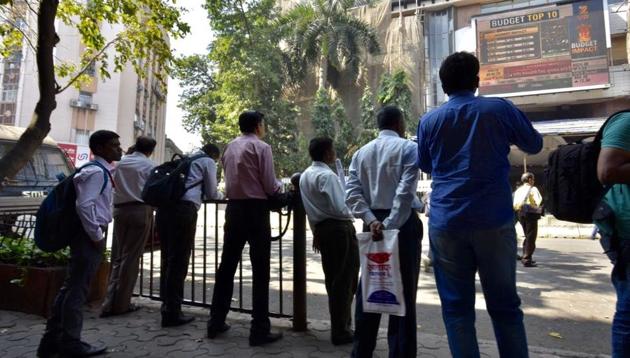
[102, 204, 153, 314]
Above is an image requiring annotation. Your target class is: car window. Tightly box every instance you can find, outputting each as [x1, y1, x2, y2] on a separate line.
[0, 142, 72, 193]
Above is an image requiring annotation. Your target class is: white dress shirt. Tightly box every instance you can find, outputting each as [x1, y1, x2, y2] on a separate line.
[73, 156, 114, 242]
[512, 183, 543, 210]
[299, 161, 354, 229]
[345, 130, 422, 229]
[113, 152, 155, 205]
[181, 151, 222, 210]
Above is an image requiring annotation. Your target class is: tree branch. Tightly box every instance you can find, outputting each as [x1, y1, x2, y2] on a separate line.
[56, 36, 120, 93]
[0, 15, 37, 54]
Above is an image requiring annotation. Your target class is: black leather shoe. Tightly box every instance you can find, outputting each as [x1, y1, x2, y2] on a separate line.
[523, 261, 538, 267]
[36, 333, 59, 358]
[207, 322, 231, 339]
[59, 341, 106, 357]
[161, 314, 195, 327]
[249, 331, 283, 346]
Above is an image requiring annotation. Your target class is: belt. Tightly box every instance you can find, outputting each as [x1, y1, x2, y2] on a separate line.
[114, 201, 147, 208]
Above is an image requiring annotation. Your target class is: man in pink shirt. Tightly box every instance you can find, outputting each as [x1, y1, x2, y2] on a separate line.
[208, 111, 284, 346]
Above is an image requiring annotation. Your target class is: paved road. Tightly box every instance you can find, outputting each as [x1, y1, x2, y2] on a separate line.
[128, 205, 615, 356]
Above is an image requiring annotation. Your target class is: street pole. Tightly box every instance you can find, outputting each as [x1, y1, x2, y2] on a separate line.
[290, 173, 307, 332]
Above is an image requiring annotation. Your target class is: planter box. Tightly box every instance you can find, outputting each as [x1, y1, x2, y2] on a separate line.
[0, 261, 111, 318]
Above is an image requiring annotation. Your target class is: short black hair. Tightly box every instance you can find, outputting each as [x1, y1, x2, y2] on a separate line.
[439, 52, 480, 95]
[135, 136, 157, 155]
[377, 105, 403, 130]
[239, 111, 264, 133]
[89, 130, 119, 153]
[308, 137, 334, 162]
[201, 143, 220, 159]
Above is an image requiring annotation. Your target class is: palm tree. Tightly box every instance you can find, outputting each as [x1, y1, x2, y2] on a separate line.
[279, 0, 380, 90]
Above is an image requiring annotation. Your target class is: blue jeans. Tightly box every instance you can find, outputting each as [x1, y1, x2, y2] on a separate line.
[612, 257, 630, 357]
[430, 222, 528, 358]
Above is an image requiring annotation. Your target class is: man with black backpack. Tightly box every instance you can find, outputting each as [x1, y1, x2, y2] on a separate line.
[595, 110, 630, 357]
[156, 143, 222, 327]
[37, 130, 122, 357]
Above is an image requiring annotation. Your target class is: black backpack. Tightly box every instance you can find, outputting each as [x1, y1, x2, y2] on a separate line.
[141, 153, 208, 207]
[545, 109, 630, 223]
[34, 161, 110, 252]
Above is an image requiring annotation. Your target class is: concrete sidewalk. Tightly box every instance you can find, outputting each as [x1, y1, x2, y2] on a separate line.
[0, 297, 610, 358]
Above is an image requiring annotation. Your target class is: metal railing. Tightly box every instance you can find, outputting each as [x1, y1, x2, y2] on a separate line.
[0, 184, 308, 331]
[135, 191, 307, 331]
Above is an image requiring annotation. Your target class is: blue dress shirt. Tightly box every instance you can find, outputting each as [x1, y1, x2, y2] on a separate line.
[346, 130, 422, 230]
[417, 91, 543, 230]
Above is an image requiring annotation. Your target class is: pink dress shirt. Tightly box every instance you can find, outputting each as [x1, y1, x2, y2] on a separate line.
[222, 134, 282, 200]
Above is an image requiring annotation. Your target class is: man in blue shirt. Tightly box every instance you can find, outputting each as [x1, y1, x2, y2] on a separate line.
[416, 52, 542, 357]
[346, 106, 423, 357]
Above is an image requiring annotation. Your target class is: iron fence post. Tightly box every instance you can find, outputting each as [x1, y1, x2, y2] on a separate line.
[291, 173, 307, 332]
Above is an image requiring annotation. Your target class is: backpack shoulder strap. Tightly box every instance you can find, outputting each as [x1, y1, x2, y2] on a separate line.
[184, 154, 210, 191]
[77, 161, 113, 194]
[595, 109, 630, 143]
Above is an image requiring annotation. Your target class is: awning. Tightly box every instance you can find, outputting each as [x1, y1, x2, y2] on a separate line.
[531, 118, 606, 136]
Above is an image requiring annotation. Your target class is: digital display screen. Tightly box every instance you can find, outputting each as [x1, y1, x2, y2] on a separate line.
[475, 0, 609, 96]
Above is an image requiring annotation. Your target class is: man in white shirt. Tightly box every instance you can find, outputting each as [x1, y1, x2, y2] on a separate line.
[101, 136, 156, 317]
[38, 130, 122, 357]
[299, 137, 359, 346]
[346, 106, 423, 358]
[156, 143, 222, 327]
[512, 172, 543, 267]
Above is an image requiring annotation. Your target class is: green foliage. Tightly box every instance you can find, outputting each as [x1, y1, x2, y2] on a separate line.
[312, 89, 336, 139]
[357, 85, 378, 147]
[1, 0, 189, 91]
[377, 69, 416, 135]
[311, 89, 354, 165]
[278, 0, 380, 88]
[0, 238, 69, 268]
[176, 0, 302, 176]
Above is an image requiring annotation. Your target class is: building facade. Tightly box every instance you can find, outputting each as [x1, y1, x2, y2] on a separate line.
[0, 3, 169, 165]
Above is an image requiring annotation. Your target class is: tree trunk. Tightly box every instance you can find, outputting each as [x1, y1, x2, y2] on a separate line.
[318, 55, 328, 90]
[0, 0, 58, 187]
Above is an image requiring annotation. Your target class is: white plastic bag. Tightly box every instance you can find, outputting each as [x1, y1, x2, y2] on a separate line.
[357, 229, 405, 317]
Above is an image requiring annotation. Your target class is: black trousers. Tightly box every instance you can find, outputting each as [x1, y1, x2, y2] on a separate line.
[314, 219, 360, 340]
[519, 214, 538, 264]
[210, 199, 272, 335]
[44, 228, 104, 348]
[157, 201, 198, 317]
[352, 210, 423, 358]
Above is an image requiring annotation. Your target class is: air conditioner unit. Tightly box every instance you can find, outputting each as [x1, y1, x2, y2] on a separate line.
[70, 99, 99, 111]
[134, 119, 146, 131]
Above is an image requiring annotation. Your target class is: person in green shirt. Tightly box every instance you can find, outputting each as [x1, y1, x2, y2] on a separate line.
[596, 111, 630, 357]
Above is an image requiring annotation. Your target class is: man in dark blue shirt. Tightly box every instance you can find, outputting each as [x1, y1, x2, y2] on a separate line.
[416, 52, 542, 358]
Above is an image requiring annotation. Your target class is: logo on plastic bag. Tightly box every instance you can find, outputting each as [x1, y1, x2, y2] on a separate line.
[367, 290, 400, 305]
[367, 252, 391, 264]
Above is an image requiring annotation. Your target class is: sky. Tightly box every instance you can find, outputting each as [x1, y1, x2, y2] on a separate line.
[164, 0, 211, 153]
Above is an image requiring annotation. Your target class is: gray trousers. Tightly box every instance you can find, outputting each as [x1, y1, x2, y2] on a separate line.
[45, 229, 104, 346]
[102, 204, 153, 314]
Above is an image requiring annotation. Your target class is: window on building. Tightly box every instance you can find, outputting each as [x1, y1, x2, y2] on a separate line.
[425, 8, 454, 109]
[78, 91, 93, 105]
[2, 89, 17, 102]
[0, 102, 16, 125]
[480, 0, 559, 14]
[75, 129, 90, 146]
[85, 61, 96, 77]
